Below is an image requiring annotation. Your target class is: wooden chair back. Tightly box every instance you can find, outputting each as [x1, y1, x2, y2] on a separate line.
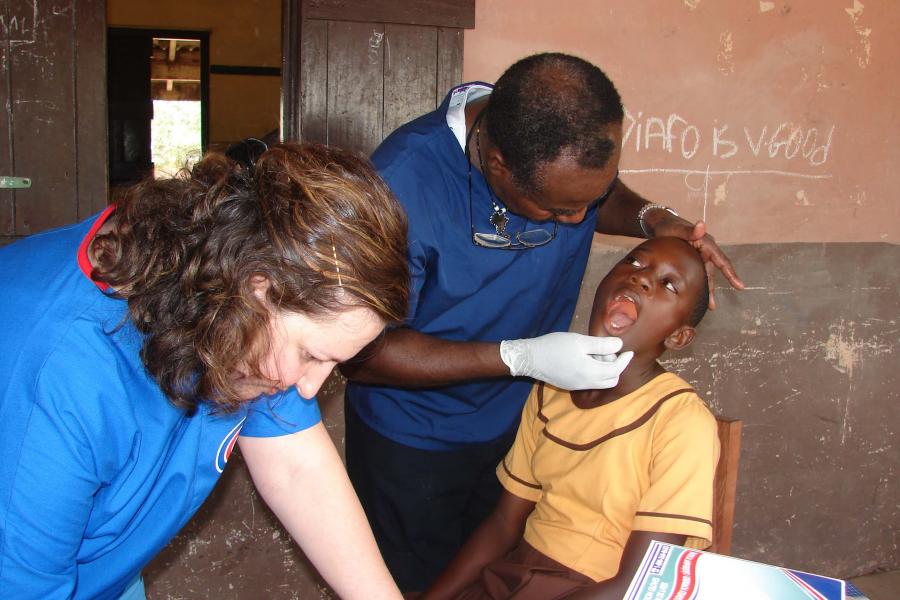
[709, 417, 743, 555]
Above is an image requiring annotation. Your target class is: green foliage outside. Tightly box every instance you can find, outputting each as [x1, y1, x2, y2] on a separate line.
[152, 100, 202, 178]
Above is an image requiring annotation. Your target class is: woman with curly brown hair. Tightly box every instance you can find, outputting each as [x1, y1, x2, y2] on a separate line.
[0, 142, 409, 599]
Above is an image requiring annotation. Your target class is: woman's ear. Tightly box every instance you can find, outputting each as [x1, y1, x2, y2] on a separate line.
[664, 325, 696, 351]
[249, 274, 271, 302]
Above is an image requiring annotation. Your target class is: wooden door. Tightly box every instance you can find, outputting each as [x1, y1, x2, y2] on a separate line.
[0, 0, 107, 245]
[282, 0, 475, 154]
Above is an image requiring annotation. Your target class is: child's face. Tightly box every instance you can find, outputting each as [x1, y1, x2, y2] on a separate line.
[590, 237, 706, 354]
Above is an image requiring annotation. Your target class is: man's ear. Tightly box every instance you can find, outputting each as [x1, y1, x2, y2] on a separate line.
[249, 274, 270, 302]
[664, 325, 696, 351]
[484, 142, 511, 180]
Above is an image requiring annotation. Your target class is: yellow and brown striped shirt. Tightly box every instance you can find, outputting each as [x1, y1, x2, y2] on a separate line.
[497, 372, 719, 582]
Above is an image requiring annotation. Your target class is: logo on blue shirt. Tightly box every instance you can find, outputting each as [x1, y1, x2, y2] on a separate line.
[215, 418, 246, 473]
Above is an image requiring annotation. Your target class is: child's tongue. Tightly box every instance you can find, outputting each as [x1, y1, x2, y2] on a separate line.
[604, 298, 638, 332]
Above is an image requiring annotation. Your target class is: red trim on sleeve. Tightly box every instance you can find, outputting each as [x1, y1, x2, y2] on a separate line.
[77, 205, 117, 291]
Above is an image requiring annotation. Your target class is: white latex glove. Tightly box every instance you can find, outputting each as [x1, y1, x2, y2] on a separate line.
[500, 332, 634, 391]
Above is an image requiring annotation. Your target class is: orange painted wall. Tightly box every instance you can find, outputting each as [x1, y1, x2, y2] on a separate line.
[464, 1, 899, 244]
[108, 0, 281, 146]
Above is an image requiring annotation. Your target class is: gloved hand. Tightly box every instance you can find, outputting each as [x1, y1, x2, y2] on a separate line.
[500, 332, 633, 391]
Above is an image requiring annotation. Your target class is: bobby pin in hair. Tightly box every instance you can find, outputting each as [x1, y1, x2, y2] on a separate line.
[331, 241, 343, 287]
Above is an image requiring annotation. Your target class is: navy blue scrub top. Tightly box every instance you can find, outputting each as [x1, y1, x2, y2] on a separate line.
[347, 84, 600, 450]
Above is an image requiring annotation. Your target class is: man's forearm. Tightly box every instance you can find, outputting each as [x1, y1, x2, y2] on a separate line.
[596, 182, 701, 243]
[339, 327, 508, 387]
[594, 182, 649, 237]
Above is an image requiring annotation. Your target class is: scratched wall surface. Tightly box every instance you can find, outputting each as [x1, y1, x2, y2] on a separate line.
[145, 242, 898, 598]
[464, 0, 899, 245]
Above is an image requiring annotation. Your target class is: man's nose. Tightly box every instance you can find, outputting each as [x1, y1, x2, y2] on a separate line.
[555, 207, 589, 225]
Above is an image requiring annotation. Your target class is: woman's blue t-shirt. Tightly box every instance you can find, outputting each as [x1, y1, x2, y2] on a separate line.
[0, 213, 321, 598]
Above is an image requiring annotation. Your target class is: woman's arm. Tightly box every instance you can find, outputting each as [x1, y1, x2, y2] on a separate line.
[422, 490, 535, 600]
[563, 531, 687, 600]
[238, 423, 401, 600]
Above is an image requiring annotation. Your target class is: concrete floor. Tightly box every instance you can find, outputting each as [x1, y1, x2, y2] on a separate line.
[849, 569, 900, 600]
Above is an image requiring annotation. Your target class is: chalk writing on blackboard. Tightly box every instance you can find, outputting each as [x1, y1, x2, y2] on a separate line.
[623, 109, 835, 167]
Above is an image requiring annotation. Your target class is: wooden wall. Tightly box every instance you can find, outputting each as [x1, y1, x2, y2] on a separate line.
[282, 0, 471, 154]
[0, 0, 107, 244]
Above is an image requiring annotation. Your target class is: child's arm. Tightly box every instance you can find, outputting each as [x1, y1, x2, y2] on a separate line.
[563, 530, 687, 600]
[421, 490, 536, 600]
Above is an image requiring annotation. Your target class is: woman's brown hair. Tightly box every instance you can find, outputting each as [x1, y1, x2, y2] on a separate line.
[91, 142, 409, 412]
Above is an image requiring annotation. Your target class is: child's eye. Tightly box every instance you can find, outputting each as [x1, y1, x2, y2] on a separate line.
[627, 256, 641, 267]
[664, 280, 678, 293]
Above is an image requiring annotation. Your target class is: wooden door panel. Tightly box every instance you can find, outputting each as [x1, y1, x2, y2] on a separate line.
[0, 0, 106, 242]
[436, 27, 464, 106]
[383, 24, 438, 138]
[106, 31, 152, 187]
[299, 18, 327, 144]
[11, 0, 78, 235]
[0, 39, 13, 238]
[326, 21, 385, 155]
[304, 0, 475, 29]
[284, 0, 473, 154]
[75, 0, 107, 220]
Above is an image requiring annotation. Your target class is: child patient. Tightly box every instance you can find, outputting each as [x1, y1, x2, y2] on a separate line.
[422, 237, 721, 600]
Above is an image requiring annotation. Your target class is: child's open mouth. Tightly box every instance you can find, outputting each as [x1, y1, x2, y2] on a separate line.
[603, 292, 639, 334]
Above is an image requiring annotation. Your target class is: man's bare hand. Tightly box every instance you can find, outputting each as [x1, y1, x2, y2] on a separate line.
[651, 217, 745, 309]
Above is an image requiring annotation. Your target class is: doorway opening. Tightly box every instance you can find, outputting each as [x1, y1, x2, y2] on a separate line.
[151, 37, 204, 177]
[107, 28, 209, 187]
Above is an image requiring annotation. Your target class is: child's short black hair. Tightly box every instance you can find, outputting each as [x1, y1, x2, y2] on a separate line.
[485, 53, 624, 195]
[688, 273, 710, 327]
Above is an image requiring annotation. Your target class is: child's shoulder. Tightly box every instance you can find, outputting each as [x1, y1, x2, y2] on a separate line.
[637, 371, 699, 400]
[649, 372, 716, 425]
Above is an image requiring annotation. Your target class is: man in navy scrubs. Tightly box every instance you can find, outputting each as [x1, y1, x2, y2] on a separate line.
[341, 52, 743, 592]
